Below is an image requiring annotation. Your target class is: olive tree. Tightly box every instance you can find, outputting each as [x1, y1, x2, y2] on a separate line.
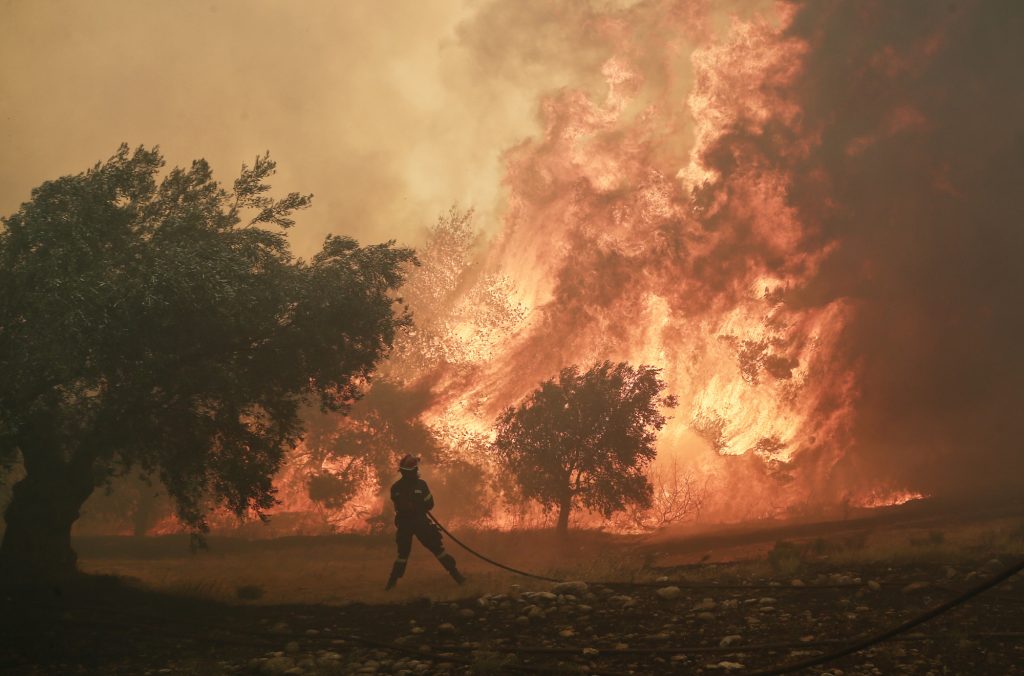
[0, 145, 414, 577]
[493, 361, 676, 534]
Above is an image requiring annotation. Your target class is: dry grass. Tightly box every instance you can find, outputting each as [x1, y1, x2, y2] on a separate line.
[822, 516, 1024, 567]
[75, 528, 649, 605]
[720, 515, 1024, 580]
[74, 508, 1024, 604]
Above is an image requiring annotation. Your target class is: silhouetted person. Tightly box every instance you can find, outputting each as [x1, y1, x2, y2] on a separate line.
[385, 454, 466, 590]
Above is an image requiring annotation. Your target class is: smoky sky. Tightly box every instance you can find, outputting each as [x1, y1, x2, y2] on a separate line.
[782, 0, 1024, 498]
[0, 0, 616, 254]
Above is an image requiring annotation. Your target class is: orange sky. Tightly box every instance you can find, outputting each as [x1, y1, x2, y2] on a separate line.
[0, 0, 572, 254]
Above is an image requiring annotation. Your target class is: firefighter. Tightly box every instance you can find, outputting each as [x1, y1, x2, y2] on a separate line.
[385, 454, 466, 590]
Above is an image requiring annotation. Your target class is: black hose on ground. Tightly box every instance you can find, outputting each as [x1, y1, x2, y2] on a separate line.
[428, 511, 1024, 674]
[748, 557, 1024, 675]
[427, 512, 564, 583]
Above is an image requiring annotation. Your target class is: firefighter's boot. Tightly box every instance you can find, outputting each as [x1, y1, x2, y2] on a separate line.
[385, 559, 407, 590]
[437, 551, 466, 585]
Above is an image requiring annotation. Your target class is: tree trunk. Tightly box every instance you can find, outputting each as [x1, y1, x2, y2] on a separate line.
[132, 486, 156, 537]
[0, 451, 97, 579]
[556, 494, 572, 536]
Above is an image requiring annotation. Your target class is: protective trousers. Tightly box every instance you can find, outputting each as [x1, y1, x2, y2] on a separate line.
[386, 516, 465, 589]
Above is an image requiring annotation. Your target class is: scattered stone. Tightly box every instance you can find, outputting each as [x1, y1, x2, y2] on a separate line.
[697, 612, 715, 621]
[656, 586, 682, 600]
[656, 576, 670, 583]
[721, 599, 739, 609]
[515, 616, 529, 626]
[304, 629, 319, 637]
[553, 581, 589, 594]
[410, 627, 425, 635]
[316, 652, 342, 666]
[902, 582, 929, 594]
[458, 608, 475, 619]
[983, 559, 1004, 574]
[867, 580, 882, 592]
[609, 595, 637, 607]
[533, 592, 558, 603]
[693, 598, 717, 611]
[758, 597, 777, 605]
[613, 643, 629, 650]
[582, 647, 600, 656]
[437, 623, 456, 635]
[791, 579, 805, 587]
[285, 641, 300, 654]
[270, 622, 290, 634]
[260, 656, 296, 675]
[708, 661, 745, 671]
[719, 635, 742, 647]
[559, 628, 575, 638]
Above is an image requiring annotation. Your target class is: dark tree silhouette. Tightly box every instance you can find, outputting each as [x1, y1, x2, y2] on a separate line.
[0, 145, 415, 577]
[493, 361, 676, 535]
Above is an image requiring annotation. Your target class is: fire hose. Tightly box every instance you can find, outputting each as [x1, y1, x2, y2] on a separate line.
[428, 512, 563, 583]
[427, 511, 1024, 674]
[749, 556, 1024, 675]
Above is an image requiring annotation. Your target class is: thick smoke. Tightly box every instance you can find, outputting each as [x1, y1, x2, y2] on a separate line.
[0, 0, 606, 255]
[782, 0, 1024, 500]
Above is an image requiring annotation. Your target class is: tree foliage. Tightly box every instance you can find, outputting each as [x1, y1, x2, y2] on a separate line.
[387, 206, 526, 378]
[0, 145, 414, 573]
[493, 361, 676, 534]
[299, 207, 522, 524]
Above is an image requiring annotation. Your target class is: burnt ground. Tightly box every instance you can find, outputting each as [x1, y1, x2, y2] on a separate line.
[2, 504, 1023, 675]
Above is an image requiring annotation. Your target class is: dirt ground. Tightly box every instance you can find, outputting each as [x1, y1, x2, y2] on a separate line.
[2, 499, 1023, 675]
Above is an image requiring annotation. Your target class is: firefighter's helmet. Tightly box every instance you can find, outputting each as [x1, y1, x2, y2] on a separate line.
[399, 454, 420, 473]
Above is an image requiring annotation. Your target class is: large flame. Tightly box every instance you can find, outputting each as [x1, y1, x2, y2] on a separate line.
[418, 2, 867, 522]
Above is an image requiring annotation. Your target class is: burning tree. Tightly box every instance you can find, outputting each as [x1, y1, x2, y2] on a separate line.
[0, 145, 414, 577]
[297, 207, 524, 527]
[613, 458, 711, 532]
[493, 361, 676, 535]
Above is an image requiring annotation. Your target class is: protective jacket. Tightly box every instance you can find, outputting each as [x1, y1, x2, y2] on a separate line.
[390, 476, 435, 522]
